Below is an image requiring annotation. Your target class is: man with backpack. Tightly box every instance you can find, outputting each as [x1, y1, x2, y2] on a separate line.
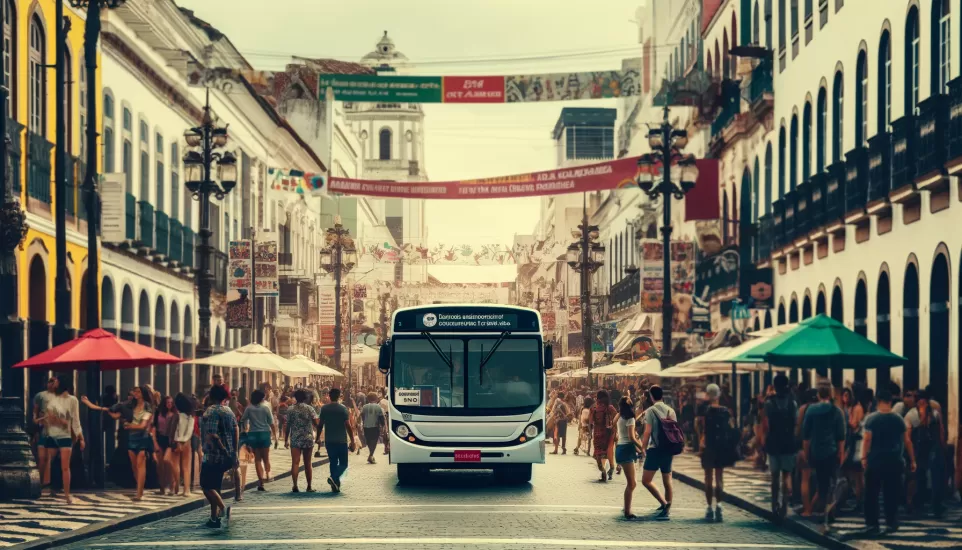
[761, 373, 798, 519]
[638, 385, 682, 521]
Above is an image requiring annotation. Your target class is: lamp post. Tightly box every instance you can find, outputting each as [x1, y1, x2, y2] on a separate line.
[635, 106, 699, 360]
[319, 218, 357, 378]
[566, 194, 605, 378]
[183, 90, 238, 389]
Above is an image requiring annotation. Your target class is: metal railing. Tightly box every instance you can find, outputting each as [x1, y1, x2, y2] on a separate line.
[137, 200, 154, 249]
[125, 193, 137, 240]
[749, 60, 773, 105]
[7, 118, 23, 194]
[169, 219, 183, 264]
[915, 94, 947, 177]
[890, 115, 916, 188]
[155, 210, 169, 257]
[867, 132, 891, 202]
[26, 131, 53, 204]
[844, 146, 868, 214]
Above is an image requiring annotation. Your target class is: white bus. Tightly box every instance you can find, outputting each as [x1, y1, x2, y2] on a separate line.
[378, 304, 553, 484]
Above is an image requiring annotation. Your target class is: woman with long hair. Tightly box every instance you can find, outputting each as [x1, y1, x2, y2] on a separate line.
[154, 395, 176, 495]
[168, 393, 194, 497]
[286, 389, 320, 492]
[575, 396, 594, 456]
[616, 397, 644, 519]
[591, 391, 618, 482]
[240, 389, 275, 491]
[125, 385, 155, 500]
[43, 374, 83, 503]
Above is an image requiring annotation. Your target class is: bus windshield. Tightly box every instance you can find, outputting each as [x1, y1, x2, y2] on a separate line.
[392, 337, 541, 410]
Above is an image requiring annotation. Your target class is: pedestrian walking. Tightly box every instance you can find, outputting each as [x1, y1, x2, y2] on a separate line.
[123, 385, 155, 501]
[550, 391, 571, 455]
[639, 385, 678, 521]
[761, 373, 798, 519]
[590, 391, 617, 481]
[615, 397, 644, 519]
[199, 384, 239, 528]
[169, 393, 194, 497]
[802, 379, 846, 526]
[905, 390, 946, 517]
[240, 389, 275, 491]
[319, 388, 357, 493]
[154, 395, 176, 495]
[360, 392, 385, 463]
[699, 383, 738, 522]
[861, 389, 916, 535]
[41, 374, 83, 503]
[379, 389, 391, 455]
[33, 377, 58, 492]
[576, 396, 594, 456]
[285, 389, 320, 493]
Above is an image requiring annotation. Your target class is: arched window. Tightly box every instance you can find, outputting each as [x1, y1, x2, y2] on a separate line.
[778, 125, 786, 199]
[790, 0, 799, 38]
[170, 143, 179, 221]
[723, 34, 730, 77]
[802, 102, 812, 179]
[855, 50, 868, 145]
[379, 128, 392, 160]
[754, 1, 761, 44]
[103, 92, 115, 173]
[155, 132, 165, 211]
[905, 7, 920, 114]
[3, 0, 16, 118]
[764, 142, 773, 213]
[764, 0, 773, 48]
[778, 0, 787, 52]
[878, 30, 891, 131]
[139, 118, 150, 201]
[753, 156, 761, 222]
[932, 0, 951, 94]
[790, 114, 798, 191]
[28, 15, 46, 135]
[817, 87, 827, 170]
[832, 70, 843, 163]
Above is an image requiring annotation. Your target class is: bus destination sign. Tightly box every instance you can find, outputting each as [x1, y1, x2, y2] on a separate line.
[394, 306, 541, 333]
[416, 312, 517, 330]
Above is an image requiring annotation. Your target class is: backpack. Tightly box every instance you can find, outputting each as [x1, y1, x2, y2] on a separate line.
[764, 396, 797, 455]
[652, 404, 685, 456]
[707, 407, 739, 453]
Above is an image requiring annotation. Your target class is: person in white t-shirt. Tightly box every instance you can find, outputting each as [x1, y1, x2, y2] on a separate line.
[615, 396, 645, 519]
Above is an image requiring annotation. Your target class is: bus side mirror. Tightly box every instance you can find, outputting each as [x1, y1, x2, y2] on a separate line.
[378, 342, 391, 374]
[543, 343, 554, 370]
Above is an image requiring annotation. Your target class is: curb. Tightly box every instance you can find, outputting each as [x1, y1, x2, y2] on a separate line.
[12, 455, 331, 550]
[672, 469, 858, 550]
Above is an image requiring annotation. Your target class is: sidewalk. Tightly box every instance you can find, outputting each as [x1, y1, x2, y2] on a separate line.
[670, 453, 962, 550]
[0, 446, 332, 549]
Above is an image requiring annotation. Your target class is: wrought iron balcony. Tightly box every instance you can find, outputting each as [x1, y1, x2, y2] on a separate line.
[915, 93, 948, 178]
[771, 200, 785, 249]
[609, 270, 640, 312]
[783, 191, 797, 243]
[155, 210, 169, 257]
[169, 219, 183, 264]
[823, 161, 847, 224]
[890, 114, 916, 189]
[711, 103, 739, 139]
[749, 60, 773, 106]
[7, 118, 23, 194]
[808, 172, 827, 229]
[26, 131, 53, 204]
[867, 132, 891, 202]
[794, 180, 812, 236]
[947, 78, 962, 162]
[844, 146, 868, 214]
[137, 200, 154, 249]
[125, 193, 137, 240]
[213, 249, 228, 295]
[756, 215, 773, 261]
[182, 226, 195, 269]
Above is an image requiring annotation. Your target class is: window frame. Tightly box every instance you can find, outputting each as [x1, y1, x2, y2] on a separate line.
[28, 14, 46, 136]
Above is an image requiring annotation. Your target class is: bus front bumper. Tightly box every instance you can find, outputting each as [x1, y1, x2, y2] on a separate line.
[390, 434, 546, 465]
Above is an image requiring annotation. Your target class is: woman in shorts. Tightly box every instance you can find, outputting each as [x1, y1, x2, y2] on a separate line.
[240, 389, 275, 491]
[285, 389, 319, 492]
[615, 397, 644, 519]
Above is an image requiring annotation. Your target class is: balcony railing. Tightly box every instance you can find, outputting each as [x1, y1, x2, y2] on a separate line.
[823, 162, 846, 223]
[783, 191, 796, 243]
[7, 119, 23, 194]
[26, 131, 53, 204]
[213, 249, 228, 295]
[947, 78, 962, 162]
[916, 93, 948, 178]
[756, 215, 773, 261]
[182, 226, 195, 269]
[155, 210, 169, 257]
[125, 193, 136, 240]
[844, 146, 868, 214]
[711, 80, 742, 139]
[809, 172, 827, 229]
[794, 180, 811, 237]
[711, 103, 739, 139]
[749, 60, 773, 105]
[890, 114, 916, 189]
[772, 200, 785, 249]
[867, 132, 891, 202]
[169, 219, 183, 264]
[609, 270, 640, 312]
[137, 200, 154, 249]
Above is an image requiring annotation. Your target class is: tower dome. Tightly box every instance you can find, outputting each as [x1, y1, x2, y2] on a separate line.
[361, 31, 409, 69]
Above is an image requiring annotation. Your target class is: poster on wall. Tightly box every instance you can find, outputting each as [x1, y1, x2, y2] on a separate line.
[567, 297, 582, 331]
[254, 236, 279, 297]
[318, 285, 337, 351]
[695, 247, 740, 299]
[639, 240, 695, 333]
[227, 240, 252, 329]
[744, 266, 774, 310]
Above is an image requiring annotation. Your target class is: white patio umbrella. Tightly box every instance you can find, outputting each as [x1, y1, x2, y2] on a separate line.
[657, 364, 717, 378]
[591, 358, 663, 376]
[289, 354, 344, 377]
[549, 367, 589, 379]
[190, 343, 299, 373]
[348, 345, 381, 364]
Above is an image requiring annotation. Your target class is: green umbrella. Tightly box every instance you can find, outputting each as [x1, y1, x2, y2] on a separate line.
[729, 314, 906, 370]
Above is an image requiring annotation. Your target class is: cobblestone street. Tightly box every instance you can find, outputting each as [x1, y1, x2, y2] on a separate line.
[63, 450, 820, 550]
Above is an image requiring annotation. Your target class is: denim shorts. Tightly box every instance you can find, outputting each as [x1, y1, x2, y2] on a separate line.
[643, 446, 673, 473]
[127, 434, 153, 454]
[43, 436, 72, 449]
[615, 443, 640, 465]
[246, 431, 272, 449]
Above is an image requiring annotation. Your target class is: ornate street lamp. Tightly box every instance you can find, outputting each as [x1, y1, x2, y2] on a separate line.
[567, 195, 605, 377]
[636, 106, 699, 359]
[320, 218, 357, 374]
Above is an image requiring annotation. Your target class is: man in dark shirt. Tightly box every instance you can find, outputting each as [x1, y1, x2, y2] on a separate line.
[319, 388, 356, 493]
[861, 389, 916, 535]
[802, 380, 846, 525]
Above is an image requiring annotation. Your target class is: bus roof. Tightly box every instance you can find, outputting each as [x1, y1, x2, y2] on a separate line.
[391, 304, 542, 334]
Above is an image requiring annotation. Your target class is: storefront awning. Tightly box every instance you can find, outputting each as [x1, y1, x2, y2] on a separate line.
[610, 313, 655, 356]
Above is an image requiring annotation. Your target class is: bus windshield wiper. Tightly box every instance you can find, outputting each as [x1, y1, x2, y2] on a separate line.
[478, 331, 510, 385]
[421, 331, 455, 391]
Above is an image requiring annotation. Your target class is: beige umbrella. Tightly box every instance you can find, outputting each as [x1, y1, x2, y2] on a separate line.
[549, 367, 589, 379]
[190, 343, 299, 373]
[289, 354, 344, 377]
[657, 364, 717, 378]
[591, 358, 663, 376]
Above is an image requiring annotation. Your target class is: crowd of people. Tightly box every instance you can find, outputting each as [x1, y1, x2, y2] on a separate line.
[547, 375, 957, 533]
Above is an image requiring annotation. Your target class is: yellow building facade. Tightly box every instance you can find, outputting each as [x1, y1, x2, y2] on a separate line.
[9, 0, 102, 328]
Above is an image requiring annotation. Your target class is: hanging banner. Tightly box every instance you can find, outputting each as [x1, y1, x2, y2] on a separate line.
[567, 297, 582, 332]
[227, 240, 253, 329]
[695, 246, 740, 300]
[325, 157, 718, 200]
[254, 236, 279, 297]
[318, 284, 337, 350]
[639, 240, 695, 333]
[358, 240, 567, 266]
[503, 61, 641, 103]
[268, 167, 326, 195]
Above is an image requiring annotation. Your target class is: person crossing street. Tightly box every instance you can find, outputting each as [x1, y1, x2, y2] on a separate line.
[319, 388, 356, 493]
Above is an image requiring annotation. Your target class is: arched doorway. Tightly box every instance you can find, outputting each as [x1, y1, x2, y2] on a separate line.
[138, 291, 151, 386]
[120, 285, 135, 391]
[802, 294, 812, 319]
[830, 285, 843, 386]
[816, 291, 826, 315]
[101, 277, 116, 333]
[28, 256, 47, 321]
[777, 302, 786, 325]
[903, 263, 920, 392]
[854, 279, 868, 384]
[789, 298, 799, 323]
[876, 271, 892, 388]
[154, 295, 167, 395]
[929, 253, 949, 412]
[764, 310, 773, 328]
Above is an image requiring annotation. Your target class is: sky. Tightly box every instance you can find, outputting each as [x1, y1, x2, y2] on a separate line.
[176, 0, 641, 282]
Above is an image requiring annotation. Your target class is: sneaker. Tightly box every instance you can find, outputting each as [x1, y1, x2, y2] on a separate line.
[705, 505, 715, 522]
[327, 476, 340, 493]
[654, 503, 666, 514]
[257, 485, 266, 492]
[205, 518, 222, 528]
[654, 503, 671, 521]
[715, 504, 723, 522]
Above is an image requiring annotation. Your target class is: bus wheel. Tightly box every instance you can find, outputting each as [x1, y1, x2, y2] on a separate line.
[397, 464, 424, 485]
[495, 464, 532, 484]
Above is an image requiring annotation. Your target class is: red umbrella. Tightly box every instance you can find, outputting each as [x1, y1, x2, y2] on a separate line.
[14, 328, 184, 371]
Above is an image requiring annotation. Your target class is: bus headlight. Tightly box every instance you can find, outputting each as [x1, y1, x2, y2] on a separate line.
[396, 424, 411, 438]
[524, 424, 539, 438]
